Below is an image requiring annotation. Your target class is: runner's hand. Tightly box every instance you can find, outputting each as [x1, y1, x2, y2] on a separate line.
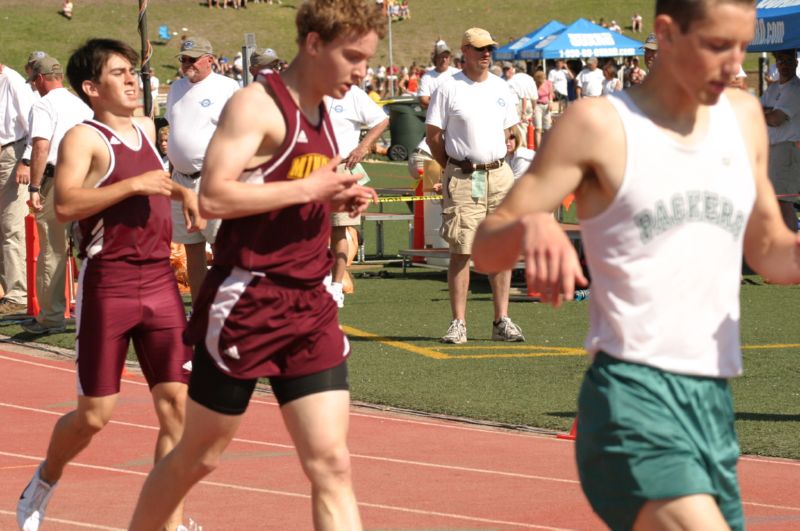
[520, 212, 587, 307]
[302, 155, 362, 202]
[133, 170, 172, 197]
[181, 190, 206, 233]
[331, 184, 378, 217]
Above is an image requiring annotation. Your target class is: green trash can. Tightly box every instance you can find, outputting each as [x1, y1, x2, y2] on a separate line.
[384, 98, 427, 161]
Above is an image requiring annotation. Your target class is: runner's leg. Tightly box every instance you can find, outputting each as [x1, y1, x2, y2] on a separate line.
[150, 381, 188, 530]
[40, 394, 118, 484]
[634, 494, 729, 531]
[281, 389, 361, 531]
[129, 398, 243, 531]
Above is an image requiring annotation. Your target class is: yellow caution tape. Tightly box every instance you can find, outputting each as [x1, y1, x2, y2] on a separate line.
[377, 195, 442, 203]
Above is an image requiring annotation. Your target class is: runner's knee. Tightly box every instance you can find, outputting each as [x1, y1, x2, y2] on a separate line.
[302, 444, 352, 487]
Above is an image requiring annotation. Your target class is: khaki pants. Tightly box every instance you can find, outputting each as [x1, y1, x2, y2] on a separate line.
[0, 139, 28, 304]
[34, 176, 68, 326]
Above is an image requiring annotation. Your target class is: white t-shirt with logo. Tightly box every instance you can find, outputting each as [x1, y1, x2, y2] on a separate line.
[326, 85, 387, 157]
[166, 72, 239, 175]
[29, 87, 93, 165]
[417, 66, 459, 98]
[426, 71, 520, 164]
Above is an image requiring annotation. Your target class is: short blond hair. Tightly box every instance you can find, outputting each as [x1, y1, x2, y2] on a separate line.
[296, 0, 387, 44]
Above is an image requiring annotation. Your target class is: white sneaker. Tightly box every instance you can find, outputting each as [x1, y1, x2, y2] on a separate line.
[492, 316, 525, 342]
[329, 282, 345, 308]
[17, 463, 57, 531]
[440, 319, 467, 344]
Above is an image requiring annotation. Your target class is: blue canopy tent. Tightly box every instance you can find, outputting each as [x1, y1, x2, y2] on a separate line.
[748, 0, 800, 52]
[519, 18, 643, 60]
[493, 20, 566, 61]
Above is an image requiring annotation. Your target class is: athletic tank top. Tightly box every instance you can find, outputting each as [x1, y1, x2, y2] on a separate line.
[579, 92, 755, 378]
[211, 71, 338, 286]
[77, 120, 171, 262]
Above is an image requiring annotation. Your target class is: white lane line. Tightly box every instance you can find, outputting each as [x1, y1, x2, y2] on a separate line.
[0, 353, 146, 387]
[0, 509, 124, 530]
[743, 501, 800, 512]
[0, 451, 570, 530]
[0, 402, 577, 484]
[741, 455, 800, 468]
[1, 352, 565, 441]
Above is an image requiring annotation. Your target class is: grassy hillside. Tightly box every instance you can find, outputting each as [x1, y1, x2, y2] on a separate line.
[2, 0, 659, 84]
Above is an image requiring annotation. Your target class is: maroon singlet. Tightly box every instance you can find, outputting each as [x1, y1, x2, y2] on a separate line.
[211, 71, 339, 285]
[77, 120, 171, 262]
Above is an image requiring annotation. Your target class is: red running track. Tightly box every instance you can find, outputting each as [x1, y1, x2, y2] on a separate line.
[0, 345, 798, 530]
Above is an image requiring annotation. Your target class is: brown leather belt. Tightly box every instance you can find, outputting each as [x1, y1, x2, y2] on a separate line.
[447, 157, 504, 174]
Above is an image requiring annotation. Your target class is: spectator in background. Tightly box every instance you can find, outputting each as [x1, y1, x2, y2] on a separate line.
[326, 85, 388, 307]
[532, 70, 553, 148]
[628, 57, 646, 85]
[406, 65, 420, 94]
[644, 32, 658, 72]
[22, 56, 93, 335]
[0, 57, 34, 317]
[505, 127, 534, 179]
[60, 0, 74, 20]
[426, 27, 524, 345]
[548, 58, 572, 113]
[575, 57, 604, 98]
[507, 60, 537, 148]
[249, 47, 281, 79]
[631, 12, 643, 32]
[166, 36, 239, 303]
[602, 62, 623, 95]
[418, 40, 458, 108]
[157, 125, 170, 165]
[762, 49, 800, 231]
[608, 20, 622, 33]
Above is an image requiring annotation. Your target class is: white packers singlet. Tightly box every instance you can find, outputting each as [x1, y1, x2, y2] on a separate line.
[579, 92, 755, 378]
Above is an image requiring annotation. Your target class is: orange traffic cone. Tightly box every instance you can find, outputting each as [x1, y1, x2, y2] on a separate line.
[557, 415, 578, 440]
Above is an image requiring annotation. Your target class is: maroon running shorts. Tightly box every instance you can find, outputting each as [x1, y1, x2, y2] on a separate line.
[185, 266, 350, 380]
[76, 259, 192, 397]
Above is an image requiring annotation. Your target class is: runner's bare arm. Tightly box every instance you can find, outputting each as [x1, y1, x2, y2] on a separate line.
[199, 83, 363, 219]
[735, 91, 800, 283]
[54, 125, 172, 222]
[473, 99, 621, 304]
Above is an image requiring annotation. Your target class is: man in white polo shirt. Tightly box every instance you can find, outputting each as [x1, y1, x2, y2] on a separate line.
[23, 56, 93, 334]
[166, 36, 239, 302]
[326, 85, 388, 306]
[426, 27, 524, 344]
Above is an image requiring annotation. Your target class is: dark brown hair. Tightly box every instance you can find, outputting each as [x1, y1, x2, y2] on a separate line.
[67, 38, 139, 106]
